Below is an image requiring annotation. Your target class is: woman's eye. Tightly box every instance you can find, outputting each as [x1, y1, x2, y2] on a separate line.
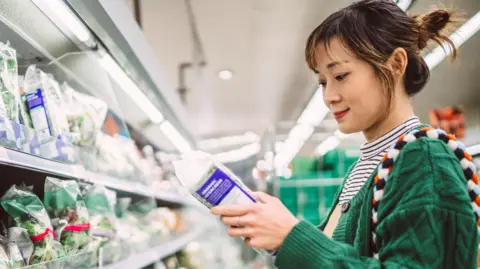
[319, 81, 327, 87]
[335, 72, 349, 81]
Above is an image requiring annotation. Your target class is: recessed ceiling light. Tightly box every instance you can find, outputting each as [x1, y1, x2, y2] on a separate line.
[218, 69, 233, 80]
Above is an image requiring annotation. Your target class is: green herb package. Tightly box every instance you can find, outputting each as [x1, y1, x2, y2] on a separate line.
[0, 42, 20, 123]
[81, 185, 116, 239]
[44, 177, 91, 255]
[61, 83, 107, 146]
[0, 185, 65, 265]
[82, 185, 120, 265]
[115, 198, 148, 255]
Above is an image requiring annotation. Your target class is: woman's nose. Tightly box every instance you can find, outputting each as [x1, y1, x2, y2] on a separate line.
[322, 86, 342, 107]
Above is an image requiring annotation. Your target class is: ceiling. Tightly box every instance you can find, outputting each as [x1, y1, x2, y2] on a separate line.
[127, 0, 480, 154]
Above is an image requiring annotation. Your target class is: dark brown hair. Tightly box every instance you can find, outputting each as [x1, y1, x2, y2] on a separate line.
[306, 0, 457, 99]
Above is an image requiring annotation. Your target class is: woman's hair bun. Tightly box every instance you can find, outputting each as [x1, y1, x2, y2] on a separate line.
[414, 9, 455, 51]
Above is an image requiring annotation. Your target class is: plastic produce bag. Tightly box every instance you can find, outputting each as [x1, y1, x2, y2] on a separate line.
[115, 198, 149, 253]
[17, 76, 32, 128]
[44, 177, 91, 255]
[94, 134, 135, 178]
[0, 42, 19, 123]
[0, 235, 25, 269]
[81, 185, 116, 239]
[128, 198, 174, 238]
[61, 83, 107, 146]
[82, 185, 121, 265]
[23, 65, 69, 141]
[7, 227, 33, 266]
[174, 151, 273, 255]
[0, 185, 65, 265]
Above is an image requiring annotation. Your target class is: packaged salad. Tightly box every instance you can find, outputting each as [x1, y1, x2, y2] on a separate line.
[128, 198, 175, 238]
[0, 185, 65, 265]
[61, 83, 108, 147]
[0, 235, 25, 269]
[82, 185, 120, 265]
[81, 185, 116, 239]
[0, 42, 20, 123]
[17, 76, 32, 128]
[23, 65, 69, 141]
[43, 177, 91, 255]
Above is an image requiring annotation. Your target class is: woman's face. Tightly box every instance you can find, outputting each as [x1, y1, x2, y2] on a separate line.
[314, 38, 388, 134]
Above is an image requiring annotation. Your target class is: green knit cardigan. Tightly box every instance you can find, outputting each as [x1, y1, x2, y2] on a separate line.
[275, 136, 479, 268]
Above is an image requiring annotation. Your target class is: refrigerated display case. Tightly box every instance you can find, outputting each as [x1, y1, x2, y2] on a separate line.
[0, 0, 207, 268]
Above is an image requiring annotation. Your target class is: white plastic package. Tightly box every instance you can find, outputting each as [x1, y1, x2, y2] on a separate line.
[174, 151, 273, 255]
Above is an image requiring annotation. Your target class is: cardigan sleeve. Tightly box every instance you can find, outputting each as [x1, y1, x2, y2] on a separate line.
[274, 138, 478, 269]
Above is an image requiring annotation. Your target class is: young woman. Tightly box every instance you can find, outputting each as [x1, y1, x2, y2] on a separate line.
[212, 0, 479, 268]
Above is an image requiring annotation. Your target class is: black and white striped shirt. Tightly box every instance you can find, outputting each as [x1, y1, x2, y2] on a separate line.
[338, 117, 422, 205]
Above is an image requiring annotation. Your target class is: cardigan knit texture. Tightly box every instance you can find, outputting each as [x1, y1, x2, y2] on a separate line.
[275, 134, 479, 268]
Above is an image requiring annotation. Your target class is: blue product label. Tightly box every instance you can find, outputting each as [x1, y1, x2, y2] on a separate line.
[26, 89, 52, 138]
[196, 168, 255, 206]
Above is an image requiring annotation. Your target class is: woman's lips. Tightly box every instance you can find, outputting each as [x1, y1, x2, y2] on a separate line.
[333, 109, 349, 120]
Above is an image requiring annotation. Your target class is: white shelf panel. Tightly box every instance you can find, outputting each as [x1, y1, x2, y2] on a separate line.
[104, 227, 204, 269]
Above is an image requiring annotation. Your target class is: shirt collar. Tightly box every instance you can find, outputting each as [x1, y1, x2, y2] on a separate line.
[360, 116, 421, 160]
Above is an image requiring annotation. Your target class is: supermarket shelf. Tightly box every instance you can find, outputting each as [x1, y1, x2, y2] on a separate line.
[0, 146, 191, 205]
[81, 169, 191, 205]
[0, 147, 77, 178]
[103, 227, 205, 269]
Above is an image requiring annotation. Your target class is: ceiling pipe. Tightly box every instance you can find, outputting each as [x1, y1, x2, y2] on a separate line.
[133, 0, 142, 28]
[177, 0, 208, 104]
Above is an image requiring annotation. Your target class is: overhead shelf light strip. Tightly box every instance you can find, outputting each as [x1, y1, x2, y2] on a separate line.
[275, 86, 329, 169]
[42, 0, 193, 153]
[425, 11, 480, 69]
[160, 121, 192, 154]
[99, 54, 165, 124]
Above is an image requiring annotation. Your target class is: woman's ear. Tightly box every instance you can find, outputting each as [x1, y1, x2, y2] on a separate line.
[388, 48, 408, 78]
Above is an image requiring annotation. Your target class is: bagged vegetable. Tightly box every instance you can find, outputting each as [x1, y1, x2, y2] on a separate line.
[7, 227, 33, 266]
[61, 83, 107, 146]
[82, 185, 120, 265]
[115, 198, 149, 252]
[128, 198, 175, 238]
[17, 76, 32, 128]
[24, 65, 69, 141]
[0, 42, 20, 123]
[94, 134, 134, 178]
[81, 185, 116, 239]
[44, 177, 91, 255]
[0, 235, 25, 269]
[0, 185, 65, 265]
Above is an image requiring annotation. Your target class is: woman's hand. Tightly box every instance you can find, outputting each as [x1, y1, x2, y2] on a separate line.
[211, 192, 299, 250]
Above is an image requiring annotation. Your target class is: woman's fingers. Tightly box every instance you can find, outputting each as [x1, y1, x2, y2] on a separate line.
[211, 204, 254, 216]
[252, 192, 274, 203]
[228, 226, 253, 237]
[221, 214, 256, 227]
[221, 216, 239, 226]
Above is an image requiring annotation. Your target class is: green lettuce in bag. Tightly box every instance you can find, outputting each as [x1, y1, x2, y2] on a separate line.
[82, 185, 119, 265]
[0, 185, 65, 265]
[0, 42, 20, 123]
[82, 185, 116, 239]
[44, 177, 91, 255]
